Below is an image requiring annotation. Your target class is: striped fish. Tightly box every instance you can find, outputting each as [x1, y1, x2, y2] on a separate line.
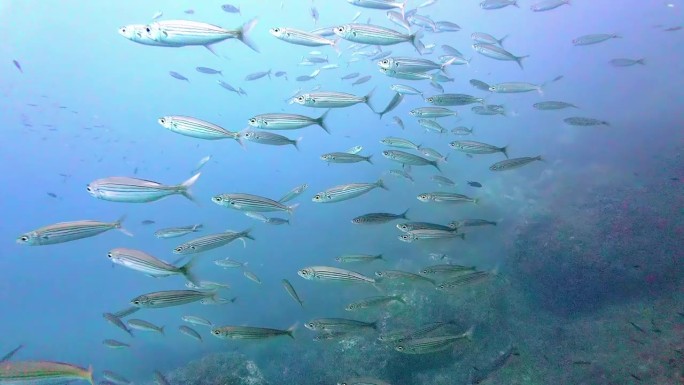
[425, 93, 484, 106]
[375, 270, 435, 285]
[320, 152, 373, 164]
[182, 315, 213, 328]
[298, 266, 377, 285]
[304, 318, 377, 332]
[417, 192, 478, 204]
[431, 175, 455, 185]
[399, 229, 466, 242]
[293, 90, 375, 110]
[312, 179, 387, 203]
[17, 216, 130, 246]
[409, 107, 458, 118]
[282, 279, 304, 307]
[396, 222, 455, 233]
[334, 254, 384, 263]
[449, 140, 508, 158]
[490, 156, 543, 171]
[143, 18, 259, 53]
[448, 219, 498, 228]
[380, 136, 420, 150]
[107, 248, 197, 282]
[437, 270, 494, 290]
[157, 116, 241, 142]
[418, 119, 446, 133]
[395, 327, 473, 354]
[269, 27, 337, 47]
[382, 150, 441, 171]
[127, 319, 165, 334]
[278, 183, 308, 203]
[239, 130, 301, 150]
[348, 0, 406, 13]
[118, 24, 181, 46]
[179, 326, 203, 342]
[378, 56, 452, 73]
[345, 295, 406, 311]
[154, 224, 203, 239]
[472, 43, 528, 69]
[87, 173, 201, 203]
[0, 361, 94, 384]
[420, 264, 477, 276]
[334, 24, 422, 53]
[378, 68, 435, 81]
[390, 84, 423, 96]
[248, 111, 329, 133]
[352, 209, 409, 224]
[102, 339, 130, 349]
[103, 313, 134, 337]
[212, 193, 298, 214]
[173, 229, 254, 254]
[130, 289, 225, 308]
[378, 321, 459, 344]
[102, 371, 130, 385]
[211, 324, 295, 340]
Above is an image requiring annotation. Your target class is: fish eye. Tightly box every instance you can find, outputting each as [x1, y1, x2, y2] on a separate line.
[314, 194, 321, 200]
[133, 300, 140, 305]
[249, 118, 256, 124]
[274, 28, 280, 33]
[402, 235, 410, 240]
[212, 330, 220, 335]
[375, 271, 383, 277]
[107, 253, 113, 258]
[145, 27, 151, 33]
[190, 246, 197, 250]
[121, 27, 127, 33]
[175, 247, 183, 252]
[86, 186, 92, 192]
[335, 27, 344, 32]
[160, 118, 165, 123]
[427, 98, 433, 102]
[382, 59, 389, 64]
[396, 346, 404, 351]
[297, 96, 305, 102]
[214, 196, 223, 202]
[307, 323, 315, 328]
[299, 269, 308, 275]
[19, 236, 29, 242]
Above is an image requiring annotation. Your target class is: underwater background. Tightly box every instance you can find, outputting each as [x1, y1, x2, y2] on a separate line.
[1, 0, 683, 384]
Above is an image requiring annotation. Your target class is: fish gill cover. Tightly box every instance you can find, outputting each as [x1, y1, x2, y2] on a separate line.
[1, 1, 683, 385]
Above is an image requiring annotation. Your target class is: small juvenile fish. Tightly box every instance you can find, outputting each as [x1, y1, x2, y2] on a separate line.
[275, 71, 288, 78]
[352, 75, 372, 86]
[470, 79, 491, 91]
[186, 280, 231, 290]
[103, 313, 134, 337]
[396, 222, 454, 232]
[243, 270, 262, 284]
[420, 264, 476, 276]
[312, 179, 387, 203]
[127, 319, 165, 334]
[418, 119, 446, 134]
[382, 150, 441, 171]
[179, 325, 203, 342]
[270, 27, 337, 47]
[417, 192, 478, 204]
[103, 339, 130, 349]
[563, 117, 610, 126]
[266, 217, 290, 225]
[480, 0, 519, 9]
[320, 152, 373, 164]
[389, 169, 414, 182]
[392, 116, 405, 130]
[472, 43, 528, 69]
[214, 258, 248, 269]
[311, 7, 319, 24]
[245, 69, 272, 81]
[380, 136, 420, 149]
[279, 183, 308, 203]
[448, 219, 498, 228]
[472, 105, 506, 116]
[409, 107, 458, 118]
[489, 156, 543, 171]
[467, 181, 482, 188]
[573, 33, 621, 46]
[390, 84, 423, 96]
[305, 318, 378, 333]
[13, 60, 22, 73]
[155, 224, 203, 239]
[472, 32, 508, 46]
[375, 270, 435, 285]
[533, 101, 577, 110]
[282, 279, 304, 307]
[221, 4, 241, 14]
[239, 130, 301, 150]
[609, 58, 645, 67]
[196, 66, 222, 75]
[342, 72, 360, 80]
[431, 175, 455, 186]
[298, 266, 377, 285]
[530, 0, 570, 11]
[335, 254, 384, 263]
[489, 82, 544, 93]
[182, 315, 213, 328]
[452, 126, 474, 135]
[352, 209, 409, 224]
[169, 71, 189, 82]
[376, 92, 404, 119]
[173, 230, 254, 254]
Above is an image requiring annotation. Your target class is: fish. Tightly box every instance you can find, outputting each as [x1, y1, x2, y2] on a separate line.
[46, 192, 57, 198]
[87, 173, 201, 203]
[530, 0, 571, 11]
[533, 101, 578, 110]
[409, 106, 457, 118]
[467, 181, 482, 188]
[395, 327, 473, 353]
[269, 27, 337, 47]
[275, 71, 288, 79]
[420, 264, 477, 276]
[335, 254, 384, 263]
[392, 116, 405, 130]
[471, 32, 508, 46]
[195, 66, 222, 76]
[563, 117, 610, 126]
[399, 229, 466, 242]
[142, 18, 259, 53]
[345, 295, 406, 311]
[472, 43, 528, 69]
[417, 192, 478, 204]
[127, 319, 165, 334]
[313, 331, 350, 341]
[480, 0, 519, 9]
[431, 175, 455, 186]
[396, 222, 455, 233]
[102, 370, 130, 385]
[238, 130, 301, 150]
[435, 21, 461, 32]
[572, 33, 621, 46]
[179, 326, 203, 342]
[311, 7, 319, 24]
[387, 10, 411, 33]
[131, 289, 226, 308]
[298, 266, 377, 285]
[103, 339, 130, 349]
[378, 56, 454, 73]
[17, 216, 131, 246]
[347, 0, 406, 13]
[107, 248, 198, 282]
[217, 80, 241, 94]
[352, 75, 372, 86]
[282, 279, 304, 307]
[221, 4, 241, 14]
[305, 318, 377, 332]
[279, 184, 308, 203]
[470, 79, 491, 91]
[449, 140, 508, 158]
[293, 90, 375, 110]
[0, 361, 94, 384]
[245, 69, 272, 81]
[390, 84, 423, 96]
[0, 345, 23, 362]
[213, 193, 299, 214]
[266, 217, 290, 225]
[609, 58, 646, 67]
[181, 315, 213, 328]
[489, 156, 543, 171]
[312, 179, 387, 203]
[321, 152, 373, 164]
[352, 209, 409, 224]
[333, 24, 423, 53]
[375, 270, 435, 285]
[103, 313, 134, 337]
[141, 220, 155, 225]
[436, 270, 493, 290]
[154, 224, 203, 239]
[211, 324, 296, 340]
[169, 71, 189, 81]
[448, 219, 498, 228]
[154, 371, 171, 385]
[382, 150, 441, 171]
[376, 92, 404, 119]
[12, 60, 22, 73]
[157, 116, 241, 141]
[243, 270, 262, 284]
[111, 306, 139, 319]
[173, 229, 254, 254]
[380, 136, 420, 150]
[248, 110, 330, 133]
[342, 72, 360, 80]
[489, 82, 544, 93]
[186, 280, 231, 290]
[418, 119, 446, 134]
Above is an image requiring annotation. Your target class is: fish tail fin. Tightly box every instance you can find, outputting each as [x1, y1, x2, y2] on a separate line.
[317, 109, 331, 133]
[293, 136, 303, 151]
[535, 155, 545, 163]
[401, 208, 410, 220]
[203, 45, 219, 56]
[180, 256, 200, 286]
[462, 325, 475, 340]
[288, 203, 300, 215]
[399, 0, 407, 18]
[376, 178, 389, 191]
[501, 146, 509, 159]
[86, 365, 95, 385]
[513, 1, 519, 7]
[516, 55, 529, 70]
[366, 154, 374, 164]
[440, 56, 457, 74]
[370, 320, 379, 330]
[432, 160, 442, 172]
[192, 224, 203, 231]
[365, 86, 377, 112]
[499, 34, 509, 46]
[410, 30, 425, 54]
[241, 228, 255, 241]
[179, 173, 201, 202]
[377, 254, 385, 261]
[236, 18, 260, 52]
[287, 322, 298, 339]
[267, 69, 272, 79]
[459, 232, 467, 240]
[115, 215, 134, 237]
[159, 326, 166, 336]
[637, 58, 646, 65]
[443, 153, 450, 163]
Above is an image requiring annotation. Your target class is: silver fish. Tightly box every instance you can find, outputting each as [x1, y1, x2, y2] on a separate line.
[169, 71, 189, 81]
[107, 248, 198, 281]
[214, 258, 248, 269]
[173, 229, 254, 254]
[270, 27, 337, 47]
[388, 169, 414, 182]
[335, 254, 384, 263]
[352, 75, 372, 86]
[572, 33, 621, 46]
[380, 136, 420, 150]
[103, 313, 134, 337]
[127, 319, 165, 334]
[563, 117, 610, 126]
[448, 219, 498, 228]
[312, 179, 387, 203]
[321, 152, 373, 164]
[334, 23, 422, 52]
[472, 43, 528, 69]
[480, 0, 519, 9]
[449, 140, 508, 157]
[530, 0, 570, 11]
[390, 84, 423, 96]
[17, 216, 130, 246]
[398, 229, 466, 242]
[157, 116, 241, 141]
[489, 82, 544, 93]
[213, 193, 299, 213]
[102, 370, 131, 385]
[417, 192, 478, 204]
[243, 270, 262, 284]
[179, 325, 203, 342]
[382, 150, 441, 171]
[211, 325, 295, 340]
[131, 290, 225, 308]
[182, 315, 213, 328]
[409, 107, 457, 118]
[103, 339, 130, 349]
[352, 209, 409, 224]
[375, 270, 435, 285]
[87, 173, 200, 203]
[293, 90, 375, 110]
[387, 10, 411, 33]
[470, 79, 491, 91]
[609, 58, 645, 67]
[420, 264, 477, 276]
[347, 0, 406, 12]
[392, 116, 405, 130]
[471, 32, 508, 46]
[426, 93, 484, 106]
[533, 101, 578, 110]
[248, 111, 329, 133]
[221, 4, 241, 14]
[298, 266, 377, 285]
[282, 279, 304, 307]
[431, 175, 455, 186]
[279, 183, 308, 203]
[142, 19, 259, 53]
[305, 318, 377, 332]
[376, 92, 404, 119]
[196, 66, 222, 75]
[239, 130, 301, 150]
[154, 224, 203, 239]
[418, 119, 446, 133]
[489, 156, 543, 171]
[342, 72, 360, 80]
[396, 222, 454, 232]
[395, 328, 473, 353]
[345, 295, 405, 311]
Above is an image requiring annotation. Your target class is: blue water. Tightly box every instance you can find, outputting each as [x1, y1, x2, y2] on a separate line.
[1, 0, 683, 384]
